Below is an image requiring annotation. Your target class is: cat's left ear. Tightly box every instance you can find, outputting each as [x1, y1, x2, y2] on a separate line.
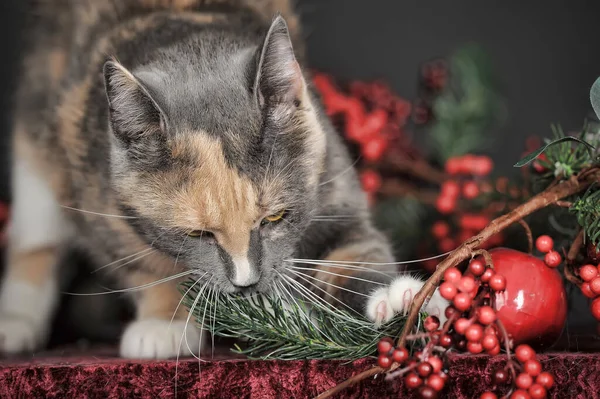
[254, 15, 304, 107]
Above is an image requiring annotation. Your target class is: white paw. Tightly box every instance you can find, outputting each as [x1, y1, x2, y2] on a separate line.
[0, 315, 43, 354]
[365, 276, 449, 327]
[120, 319, 205, 359]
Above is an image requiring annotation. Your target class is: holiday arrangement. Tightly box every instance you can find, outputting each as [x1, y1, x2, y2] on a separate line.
[182, 46, 600, 399]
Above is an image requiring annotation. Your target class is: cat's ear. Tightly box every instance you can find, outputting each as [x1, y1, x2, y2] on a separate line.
[103, 60, 168, 143]
[254, 15, 304, 107]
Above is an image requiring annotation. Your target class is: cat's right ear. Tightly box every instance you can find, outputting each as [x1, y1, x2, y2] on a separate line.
[103, 60, 168, 143]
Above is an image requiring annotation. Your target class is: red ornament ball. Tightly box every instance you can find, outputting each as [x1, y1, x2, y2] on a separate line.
[579, 264, 598, 282]
[544, 250, 562, 268]
[535, 235, 554, 253]
[490, 248, 568, 346]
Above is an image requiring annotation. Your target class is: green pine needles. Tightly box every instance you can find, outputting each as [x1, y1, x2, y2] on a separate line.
[180, 279, 425, 361]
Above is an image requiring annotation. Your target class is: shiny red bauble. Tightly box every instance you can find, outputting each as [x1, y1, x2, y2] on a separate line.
[489, 248, 568, 346]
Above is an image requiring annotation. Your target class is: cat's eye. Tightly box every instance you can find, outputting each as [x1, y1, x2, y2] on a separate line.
[187, 230, 214, 239]
[261, 210, 286, 225]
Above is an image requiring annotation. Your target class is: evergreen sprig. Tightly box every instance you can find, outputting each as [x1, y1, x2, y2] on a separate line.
[181, 279, 425, 361]
[570, 186, 600, 244]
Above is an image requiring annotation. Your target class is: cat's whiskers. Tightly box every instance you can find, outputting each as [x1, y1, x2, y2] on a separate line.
[60, 205, 138, 219]
[62, 269, 194, 295]
[92, 248, 155, 273]
[284, 259, 397, 277]
[280, 273, 376, 330]
[286, 268, 370, 298]
[286, 265, 387, 286]
[318, 156, 361, 187]
[287, 251, 451, 266]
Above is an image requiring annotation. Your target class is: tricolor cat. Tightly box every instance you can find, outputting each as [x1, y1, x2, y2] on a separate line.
[0, 0, 446, 359]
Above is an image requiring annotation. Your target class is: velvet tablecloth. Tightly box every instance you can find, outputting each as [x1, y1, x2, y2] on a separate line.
[1, 348, 600, 398]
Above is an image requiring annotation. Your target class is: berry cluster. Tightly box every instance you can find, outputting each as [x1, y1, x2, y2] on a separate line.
[414, 58, 448, 125]
[577, 263, 600, 320]
[481, 344, 554, 399]
[535, 235, 562, 268]
[375, 257, 555, 398]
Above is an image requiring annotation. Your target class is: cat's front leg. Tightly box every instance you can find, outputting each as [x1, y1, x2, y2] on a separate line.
[120, 271, 206, 359]
[313, 227, 448, 326]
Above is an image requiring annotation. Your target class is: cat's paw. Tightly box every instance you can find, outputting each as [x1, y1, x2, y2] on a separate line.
[365, 276, 448, 327]
[120, 319, 205, 359]
[0, 314, 43, 354]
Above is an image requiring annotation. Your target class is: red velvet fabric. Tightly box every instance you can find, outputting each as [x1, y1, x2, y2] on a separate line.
[1, 349, 600, 398]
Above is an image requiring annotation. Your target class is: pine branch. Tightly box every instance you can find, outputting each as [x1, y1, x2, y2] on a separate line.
[181, 280, 426, 361]
[570, 186, 600, 243]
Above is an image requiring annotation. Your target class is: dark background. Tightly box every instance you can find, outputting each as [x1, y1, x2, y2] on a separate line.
[0, 1, 599, 333]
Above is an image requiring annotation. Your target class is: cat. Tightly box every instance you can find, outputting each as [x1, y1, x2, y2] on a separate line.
[0, 0, 447, 359]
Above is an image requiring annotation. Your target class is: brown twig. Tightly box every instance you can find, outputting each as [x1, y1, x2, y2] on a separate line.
[554, 200, 573, 208]
[517, 219, 533, 254]
[472, 249, 494, 269]
[378, 178, 439, 205]
[314, 169, 600, 399]
[565, 229, 585, 285]
[383, 154, 448, 185]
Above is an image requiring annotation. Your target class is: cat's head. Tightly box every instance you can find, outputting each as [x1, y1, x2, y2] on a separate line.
[103, 16, 326, 292]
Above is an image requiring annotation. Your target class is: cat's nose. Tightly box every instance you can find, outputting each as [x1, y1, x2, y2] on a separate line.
[230, 257, 261, 288]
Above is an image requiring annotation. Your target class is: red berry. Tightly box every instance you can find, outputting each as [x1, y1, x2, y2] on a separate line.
[480, 393, 497, 399]
[528, 384, 547, 399]
[515, 344, 535, 363]
[417, 362, 433, 377]
[436, 195, 456, 215]
[377, 338, 393, 354]
[460, 214, 490, 231]
[510, 390, 531, 399]
[440, 282, 458, 300]
[439, 334, 453, 348]
[487, 345, 501, 355]
[361, 136, 388, 162]
[444, 267, 462, 283]
[481, 268, 494, 283]
[492, 368, 509, 384]
[424, 316, 441, 332]
[405, 372, 423, 389]
[544, 250, 562, 268]
[516, 373, 533, 389]
[489, 274, 507, 291]
[457, 275, 477, 293]
[426, 373, 445, 391]
[454, 318, 472, 334]
[468, 259, 486, 276]
[536, 372, 554, 388]
[581, 282, 596, 298]
[441, 180, 460, 198]
[590, 277, 600, 296]
[524, 359, 542, 377]
[360, 170, 382, 193]
[482, 334, 499, 350]
[445, 158, 461, 175]
[377, 354, 392, 368]
[467, 341, 483, 354]
[392, 347, 409, 363]
[462, 181, 480, 199]
[477, 306, 497, 325]
[428, 356, 443, 374]
[592, 297, 600, 320]
[535, 235, 554, 253]
[416, 385, 438, 399]
[484, 324, 498, 337]
[431, 221, 450, 239]
[361, 109, 388, 138]
[465, 324, 484, 342]
[579, 265, 599, 282]
[473, 156, 493, 176]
